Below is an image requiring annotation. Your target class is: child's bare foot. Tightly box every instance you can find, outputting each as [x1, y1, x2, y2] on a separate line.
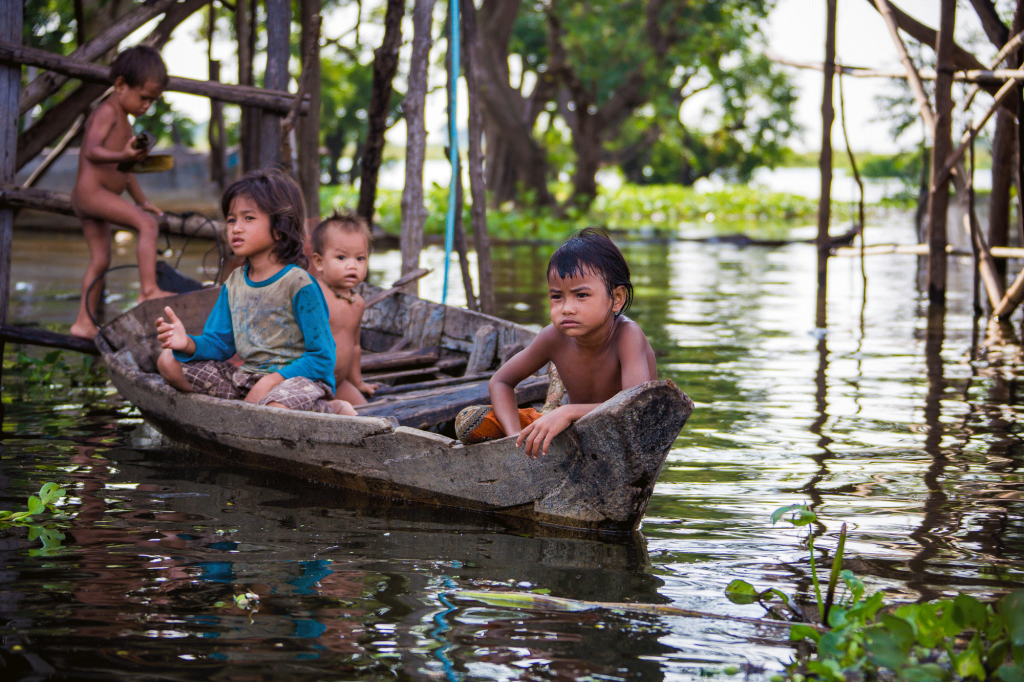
[137, 287, 176, 305]
[329, 399, 357, 416]
[69, 320, 99, 340]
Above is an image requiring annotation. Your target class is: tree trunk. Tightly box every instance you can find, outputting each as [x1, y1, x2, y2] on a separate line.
[325, 131, 344, 185]
[357, 0, 405, 224]
[927, 0, 957, 306]
[260, 0, 290, 169]
[400, 0, 436, 295]
[818, 0, 837, 289]
[298, 0, 322, 221]
[476, 0, 554, 208]
[462, 0, 496, 314]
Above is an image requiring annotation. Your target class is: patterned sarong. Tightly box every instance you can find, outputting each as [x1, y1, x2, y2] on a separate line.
[181, 360, 335, 413]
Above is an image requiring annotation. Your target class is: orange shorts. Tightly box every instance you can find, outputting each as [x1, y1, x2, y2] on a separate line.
[454, 405, 541, 445]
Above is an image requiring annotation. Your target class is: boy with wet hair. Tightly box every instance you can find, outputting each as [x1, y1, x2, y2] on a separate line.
[309, 210, 379, 405]
[70, 45, 173, 339]
[456, 228, 657, 456]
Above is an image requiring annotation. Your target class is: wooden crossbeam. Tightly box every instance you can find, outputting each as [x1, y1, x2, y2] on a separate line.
[0, 41, 308, 115]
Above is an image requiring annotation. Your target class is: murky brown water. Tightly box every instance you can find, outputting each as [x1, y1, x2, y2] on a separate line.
[2, 218, 1023, 680]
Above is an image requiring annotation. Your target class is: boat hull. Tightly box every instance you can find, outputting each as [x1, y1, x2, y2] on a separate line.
[97, 291, 694, 531]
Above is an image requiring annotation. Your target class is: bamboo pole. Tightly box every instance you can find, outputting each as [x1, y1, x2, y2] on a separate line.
[0, 184, 222, 240]
[0, 41, 308, 115]
[400, 0, 437, 297]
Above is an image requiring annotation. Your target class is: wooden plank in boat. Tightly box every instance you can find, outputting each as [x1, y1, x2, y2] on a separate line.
[360, 346, 439, 373]
[363, 357, 466, 383]
[356, 375, 549, 429]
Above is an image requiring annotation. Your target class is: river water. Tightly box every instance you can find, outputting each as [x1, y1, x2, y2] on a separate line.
[2, 214, 1023, 680]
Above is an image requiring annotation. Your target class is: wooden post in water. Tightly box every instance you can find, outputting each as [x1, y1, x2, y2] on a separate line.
[817, 0, 836, 292]
[260, 0, 290, 169]
[298, 0, 322, 222]
[236, 0, 258, 172]
[400, 0, 436, 296]
[0, 1, 21, 394]
[927, 0, 956, 307]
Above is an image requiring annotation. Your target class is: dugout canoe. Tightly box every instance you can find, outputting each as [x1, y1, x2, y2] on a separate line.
[96, 285, 694, 532]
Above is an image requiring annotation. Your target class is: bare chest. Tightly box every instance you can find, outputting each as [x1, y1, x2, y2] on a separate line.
[552, 345, 622, 404]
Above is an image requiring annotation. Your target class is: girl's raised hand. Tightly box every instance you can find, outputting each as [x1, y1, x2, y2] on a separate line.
[155, 306, 190, 350]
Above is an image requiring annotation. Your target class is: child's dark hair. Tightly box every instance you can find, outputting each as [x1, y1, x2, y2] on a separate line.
[310, 209, 373, 256]
[547, 227, 634, 316]
[222, 168, 308, 268]
[110, 45, 169, 89]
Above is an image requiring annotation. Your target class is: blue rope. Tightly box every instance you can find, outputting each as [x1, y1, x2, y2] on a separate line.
[443, 0, 460, 305]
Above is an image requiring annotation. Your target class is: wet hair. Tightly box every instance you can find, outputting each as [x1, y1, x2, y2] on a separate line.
[310, 209, 373, 256]
[110, 45, 169, 89]
[547, 227, 634, 316]
[221, 168, 308, 268]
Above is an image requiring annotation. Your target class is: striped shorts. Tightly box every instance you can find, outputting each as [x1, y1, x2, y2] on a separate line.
[181, 360, 335, 414]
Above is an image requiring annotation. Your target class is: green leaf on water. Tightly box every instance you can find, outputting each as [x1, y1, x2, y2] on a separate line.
[954, 641, 987, 680]
[865, 626, 909, 671]
[770, 504, 814, 525]
[43, 350, 62, 365]
[901, 663, 949, 682]
[26, 496, 43, 516]
[881, 614, 915, 651]
[789, 623, 821, 644]
[725, 579, 761, 605]
[954, 593, 988, 631]
[997, 663, 1024, 682]
[999, 591, 1024, 647]
[38, 483, 63, 505]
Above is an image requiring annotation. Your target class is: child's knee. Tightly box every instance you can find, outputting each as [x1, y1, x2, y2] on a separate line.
[136, 211, 160, 236]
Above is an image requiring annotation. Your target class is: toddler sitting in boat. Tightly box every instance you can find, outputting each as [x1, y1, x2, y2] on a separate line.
[154, 169, 353, 415]
[308, 210, 379, 407]
[456, 228, 657, 456]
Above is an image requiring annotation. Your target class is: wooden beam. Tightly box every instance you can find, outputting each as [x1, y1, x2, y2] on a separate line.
[835, 243, 1024, 257]
[874, 0, 937, 134]
[360, 346, 440, 373]
[0, 324, 98, 355]
[0, 184, 222, 240]
[0, 41, 308, 115]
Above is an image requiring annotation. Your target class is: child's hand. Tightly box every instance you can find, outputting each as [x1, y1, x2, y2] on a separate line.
[139, 201, 163, 217]
[516, 407, 574, 458]
[122, 136, 149, 163]
[155, 307, 190, 351]
[357, 380, 379, 397]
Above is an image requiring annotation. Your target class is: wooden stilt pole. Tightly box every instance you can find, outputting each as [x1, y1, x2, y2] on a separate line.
[400, 0, 437, 297]
[298, 0, 322, 222]
[0, 1, 22, 400]
[817, 0, 837, 294]
[927, 0, 957, 306]
[260, 0, 290, 169]
[461, 0, 496, 316]
[236, 0, 258, 172]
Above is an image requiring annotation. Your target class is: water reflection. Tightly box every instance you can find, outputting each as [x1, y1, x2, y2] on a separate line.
[2, 220, 1024, 678]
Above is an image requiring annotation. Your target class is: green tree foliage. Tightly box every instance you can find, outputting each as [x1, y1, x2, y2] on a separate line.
[23, 0, 78, 53]
[496, 0, 797, 207]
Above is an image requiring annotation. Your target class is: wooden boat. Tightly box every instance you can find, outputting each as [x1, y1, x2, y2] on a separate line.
[96, 283, 694, 532]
